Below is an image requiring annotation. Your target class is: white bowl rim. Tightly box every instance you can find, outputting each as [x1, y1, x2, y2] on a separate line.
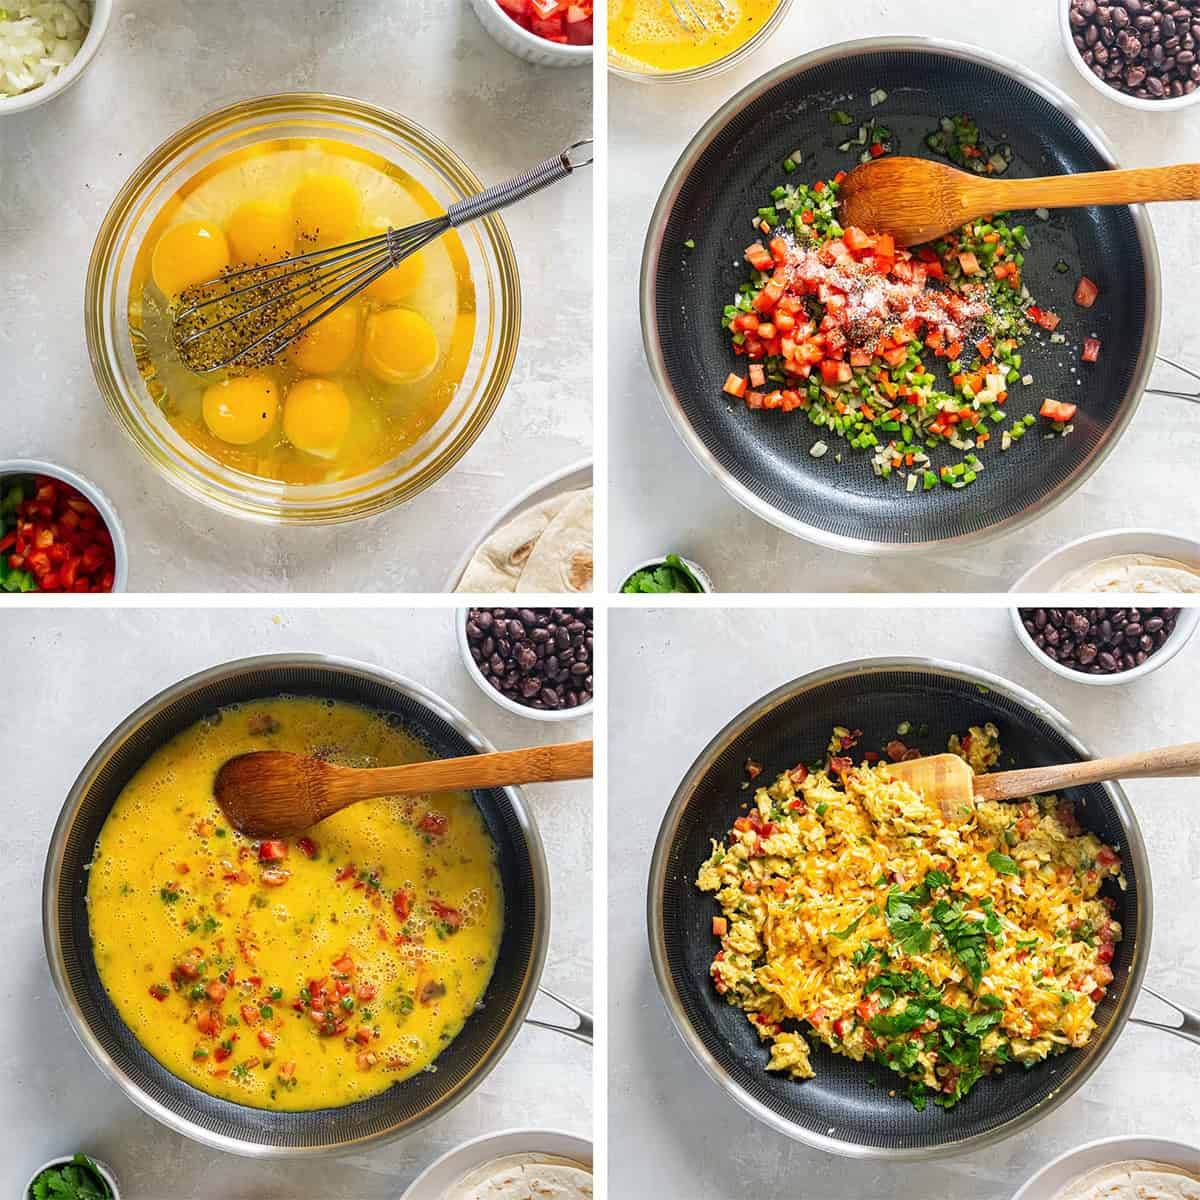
[0, 0, 113, 115]
[1012, 1133, 1200, 1200]
[1010, 603, 1200, 686]
[1009, 527, 1200, 593]
[454, 607, 594, 722]
[444, 457, 592, 592]
[0, 457, 129, 592]
[400, 1126, 592, 1200]
[1056, 0, 1200, 112]
[468, 0, 593, 62]
[619, 554, 713, 593]
[25, 1154, 119, 1199]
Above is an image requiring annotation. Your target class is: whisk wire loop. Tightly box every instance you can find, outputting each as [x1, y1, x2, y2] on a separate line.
[172, 139, 592, 374]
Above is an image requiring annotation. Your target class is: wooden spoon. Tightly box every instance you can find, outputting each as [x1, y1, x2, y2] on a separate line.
[214, 740, 593, 838]
[885, 740, 1200, 824]
[837, 156, 1200, 247]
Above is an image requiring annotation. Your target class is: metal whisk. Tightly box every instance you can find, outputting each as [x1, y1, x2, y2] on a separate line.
[173, 138, 594, 374]
[666, 0, 731, 34]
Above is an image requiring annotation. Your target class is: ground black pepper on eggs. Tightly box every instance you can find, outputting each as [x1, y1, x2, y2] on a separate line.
[466, 607, 593, 710]
[1019, 606, 1180, 674]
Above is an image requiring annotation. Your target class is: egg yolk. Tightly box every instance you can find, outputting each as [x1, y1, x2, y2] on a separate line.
[291, 175, 362, 247]
[363, 223, 425, 303]
[201, 373, 279, 445]
[226, 201, 294, 265]
[362, 308, 440, 384]
[289, 305, 359, 375]
[283, 378, 352, 457]
[151, 220, 230, 298]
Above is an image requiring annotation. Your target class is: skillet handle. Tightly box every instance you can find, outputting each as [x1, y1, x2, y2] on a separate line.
[1146, 355, 1200, 405]
[525, 986, 593, 1046]
[1129, 985, 1200, 1046]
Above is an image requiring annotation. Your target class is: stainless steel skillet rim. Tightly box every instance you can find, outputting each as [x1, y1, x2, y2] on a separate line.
[645, 655, 1154, 1160]
[639, 35, 1163, 557]
[42, 651, 551, 1159]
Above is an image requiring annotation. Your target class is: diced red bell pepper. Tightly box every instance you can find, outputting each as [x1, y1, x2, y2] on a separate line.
[842, 226, 874, 253]
[723, 373, 748, 399]
[564, 5, 592, 43]
[1039, 398, 1077, 422]
[1074, 276, 1099, 308]
[744, 241, 774, 272]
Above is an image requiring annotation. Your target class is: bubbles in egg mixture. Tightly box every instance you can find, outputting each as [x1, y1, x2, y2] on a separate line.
[131, 140, 475, 486]
[610, 0, 779, 72]
[86, 696, 503, 1113]
[614, 0, 742, 40]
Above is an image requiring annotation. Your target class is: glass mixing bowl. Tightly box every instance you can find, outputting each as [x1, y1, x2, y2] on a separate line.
[607, 0, 794, 84]
[86, 94, 521, 524]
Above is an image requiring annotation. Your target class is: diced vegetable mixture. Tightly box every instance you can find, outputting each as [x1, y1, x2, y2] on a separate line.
[494, 0, 592, 45]
[1, 474, 116, 593]
[719, 113, 1102, 492]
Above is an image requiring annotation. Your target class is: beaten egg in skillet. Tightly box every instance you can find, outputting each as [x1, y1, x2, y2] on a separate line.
[86, 697, 503, 1111]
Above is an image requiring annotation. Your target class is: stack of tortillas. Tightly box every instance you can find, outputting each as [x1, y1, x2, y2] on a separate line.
[455, 487, 592, 593]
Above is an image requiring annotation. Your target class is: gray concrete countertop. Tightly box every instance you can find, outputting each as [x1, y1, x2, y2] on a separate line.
[608, 2, 1200, 593]
[0, 0, 592, 592]
[609, 606, 1200, 1198]
[1, 608, 592, 1198]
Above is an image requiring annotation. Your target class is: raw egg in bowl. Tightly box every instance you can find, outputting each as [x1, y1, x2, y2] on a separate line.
[86, 94, 520, 524]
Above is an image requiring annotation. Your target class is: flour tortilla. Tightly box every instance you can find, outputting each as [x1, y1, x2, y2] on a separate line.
[1054, 1159, 1200, 1200]
[455, 491, 579, 593]
[443, 1154, 592, 1200]
[516, 489, 593, 593]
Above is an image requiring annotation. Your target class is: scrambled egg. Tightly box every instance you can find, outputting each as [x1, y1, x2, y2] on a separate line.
[697, 724, 1124, 1110]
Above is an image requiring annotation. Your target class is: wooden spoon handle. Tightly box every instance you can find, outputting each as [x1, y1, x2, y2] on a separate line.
[969, 165, 1200, 215]
[973, 740, 1200, 803]
[328, 740, 593, 806]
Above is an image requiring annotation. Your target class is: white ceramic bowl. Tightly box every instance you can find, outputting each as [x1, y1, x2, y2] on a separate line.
[0, 458, 128, 592]
[1010, 528, 1200, 593]
[455, 607, 594, 722]
[25, 1155, 119, 1199]
[400, 1127, 592, 1200]
[446, 458, 592, 592]
[0, 0, 112, 116]
[1057, 0, 1200, 113]
[1012, 1134, 1200, 1200]
[619, 554, 713, 594]
[1011, 603, 1199, 686]
[467, 0, 592, 68]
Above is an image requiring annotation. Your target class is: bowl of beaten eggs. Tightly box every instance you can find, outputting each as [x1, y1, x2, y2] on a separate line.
[608, 0, 794, 83]
[86, 94, 521, 524]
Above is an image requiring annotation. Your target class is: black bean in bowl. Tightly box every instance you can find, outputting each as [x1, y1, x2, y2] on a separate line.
[1068, 0, 1200, 101]
[465, 607, 594, 711]
[1019, 606, 1180, 674]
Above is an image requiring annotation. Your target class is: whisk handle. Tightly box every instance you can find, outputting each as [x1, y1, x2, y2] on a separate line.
[446, 140, 593, 227]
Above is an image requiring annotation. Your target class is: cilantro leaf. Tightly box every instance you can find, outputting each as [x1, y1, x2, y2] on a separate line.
[885, 886, 933, 954]
[988, 850, 1020, 876]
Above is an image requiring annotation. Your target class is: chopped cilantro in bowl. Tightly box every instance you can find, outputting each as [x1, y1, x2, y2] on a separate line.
[620, 553, 709, 594]
[27, 1155, 115, 1200]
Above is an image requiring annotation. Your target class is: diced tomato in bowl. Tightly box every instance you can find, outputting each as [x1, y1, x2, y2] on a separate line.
[0, 463, 126, 594]
[476, 0, 592, 58]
